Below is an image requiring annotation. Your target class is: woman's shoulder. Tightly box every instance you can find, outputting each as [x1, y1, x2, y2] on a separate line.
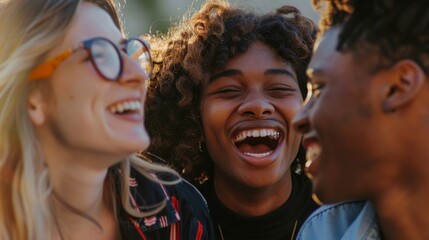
[129, 166, 207, 206]
[125, 166, 216, 239]
[164, 177, 209, 212]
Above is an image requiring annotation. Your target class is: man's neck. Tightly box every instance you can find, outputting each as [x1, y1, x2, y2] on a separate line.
[374, 181, 429, 240]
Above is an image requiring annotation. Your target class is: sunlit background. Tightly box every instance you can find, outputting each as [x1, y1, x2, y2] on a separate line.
[119, 0, 319, 37]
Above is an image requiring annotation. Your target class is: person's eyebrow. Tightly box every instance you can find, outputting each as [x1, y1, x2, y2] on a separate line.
[265, 69, 296, 81]
[210, 69, 242, 82]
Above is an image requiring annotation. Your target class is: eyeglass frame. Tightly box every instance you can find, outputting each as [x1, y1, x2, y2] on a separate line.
[28, 37, 153, 81]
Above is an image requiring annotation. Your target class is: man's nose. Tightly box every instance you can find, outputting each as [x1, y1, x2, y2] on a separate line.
[292, 98, 315, 133]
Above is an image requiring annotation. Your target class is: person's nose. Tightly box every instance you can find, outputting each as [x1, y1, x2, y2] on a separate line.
[118, 53, 149, 86]
[292, 98, 314, 134]
[237, 91, 274, 118]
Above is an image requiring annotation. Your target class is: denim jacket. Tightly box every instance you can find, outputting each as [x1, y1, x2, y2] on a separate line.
[297, 200, 380, 240]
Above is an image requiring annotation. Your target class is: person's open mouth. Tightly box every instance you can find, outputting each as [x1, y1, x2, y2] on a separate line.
[232, 128, 283, 166]
[108, 99, 143, 122]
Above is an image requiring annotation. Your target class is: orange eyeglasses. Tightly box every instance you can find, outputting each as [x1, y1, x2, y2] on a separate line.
[29, 37, 153, 81]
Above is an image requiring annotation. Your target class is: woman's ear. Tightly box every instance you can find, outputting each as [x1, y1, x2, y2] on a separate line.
[382, 60, 426, 113]
[28, 88, 46, 126]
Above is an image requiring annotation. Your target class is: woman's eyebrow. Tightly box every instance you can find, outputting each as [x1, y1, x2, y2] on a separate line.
[265, 69, 296, 80]
[210, 69, 242, 82]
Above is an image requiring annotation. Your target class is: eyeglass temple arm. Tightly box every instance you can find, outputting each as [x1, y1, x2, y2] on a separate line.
[29, 49, 74, 81]
[131, 48, 146, 60]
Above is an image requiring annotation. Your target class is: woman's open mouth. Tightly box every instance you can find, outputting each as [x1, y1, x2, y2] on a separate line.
[107, 100, 144, 122]
[108, 100, 142, 115]
[232, 128, 281, 158]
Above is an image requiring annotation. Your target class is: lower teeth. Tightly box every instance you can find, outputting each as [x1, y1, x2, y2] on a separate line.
[243, 151, 272, 158]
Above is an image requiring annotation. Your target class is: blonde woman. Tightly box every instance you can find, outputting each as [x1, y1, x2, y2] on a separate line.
[0, 0, 214, 239]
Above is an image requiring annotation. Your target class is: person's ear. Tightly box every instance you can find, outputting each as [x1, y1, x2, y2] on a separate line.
[382, 60, 425, 113]
[28, 88, 46, 126]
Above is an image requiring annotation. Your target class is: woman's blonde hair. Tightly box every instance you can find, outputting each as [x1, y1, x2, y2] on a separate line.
[0, 0, 179, 239]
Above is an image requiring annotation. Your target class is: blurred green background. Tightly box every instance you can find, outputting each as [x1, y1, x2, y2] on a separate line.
[118, 0, 319, 37]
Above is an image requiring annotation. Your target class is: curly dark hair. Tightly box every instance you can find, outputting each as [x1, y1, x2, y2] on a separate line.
[312, 0, 429, 74]
[145, 0, 317, 185]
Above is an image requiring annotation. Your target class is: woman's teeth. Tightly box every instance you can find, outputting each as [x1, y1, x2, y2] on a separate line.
[109, 100, 142, 114]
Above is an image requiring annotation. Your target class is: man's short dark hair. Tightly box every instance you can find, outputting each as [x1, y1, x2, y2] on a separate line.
[313, 0, 429, 73]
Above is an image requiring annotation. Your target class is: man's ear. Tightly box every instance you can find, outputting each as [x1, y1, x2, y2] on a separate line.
[28, 88, 46, 126]
[382, 60, 426, 113]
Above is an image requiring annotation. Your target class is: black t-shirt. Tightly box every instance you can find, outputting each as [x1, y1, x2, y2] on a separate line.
[199, 172, 319, 240]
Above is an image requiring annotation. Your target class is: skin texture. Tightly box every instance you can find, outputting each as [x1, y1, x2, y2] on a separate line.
[201, 42, 303, 216]
[293, 26, 429, 239]
[30, 3, 149, 165]
[27, 2, 148, 239]
[293, 28, 385, 203]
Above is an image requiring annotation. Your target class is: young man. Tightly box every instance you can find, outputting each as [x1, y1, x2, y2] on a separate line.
[293, 0, 429, 239]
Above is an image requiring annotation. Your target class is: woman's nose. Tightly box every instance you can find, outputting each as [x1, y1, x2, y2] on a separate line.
[237, 92, 275, 118]
[118, 53, 149, 86]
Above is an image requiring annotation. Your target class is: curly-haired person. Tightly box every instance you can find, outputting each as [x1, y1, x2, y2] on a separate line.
[293, 0, 429, 239]
[145, 0, 319, 239]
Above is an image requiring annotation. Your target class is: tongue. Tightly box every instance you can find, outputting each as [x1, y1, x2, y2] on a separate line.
[238, 143, 271, 154]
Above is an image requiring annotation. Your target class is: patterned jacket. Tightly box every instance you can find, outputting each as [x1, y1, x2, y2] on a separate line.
[113, 167, 216, 240]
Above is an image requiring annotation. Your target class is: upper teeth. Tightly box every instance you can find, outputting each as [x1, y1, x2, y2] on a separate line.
[109, 100, 142, 114]
[233, 129, 280, 143]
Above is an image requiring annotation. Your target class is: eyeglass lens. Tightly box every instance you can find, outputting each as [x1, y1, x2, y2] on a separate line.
[91, 38, 121, 80]
[89, 38, 152, 81]
[125, 39, 152, 77]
